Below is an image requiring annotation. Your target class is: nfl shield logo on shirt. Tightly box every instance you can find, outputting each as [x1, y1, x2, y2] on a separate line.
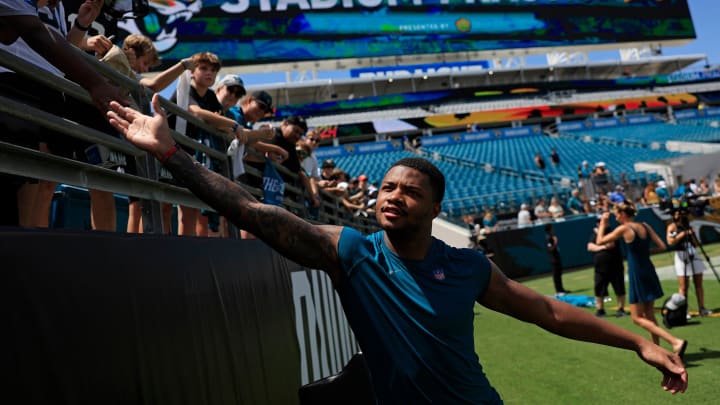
[432, 268, 445, 281]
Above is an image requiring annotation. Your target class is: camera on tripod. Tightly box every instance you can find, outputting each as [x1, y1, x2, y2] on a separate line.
[675, 192, 708, 217]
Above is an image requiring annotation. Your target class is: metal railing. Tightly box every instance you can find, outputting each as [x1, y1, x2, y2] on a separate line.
[0, 46, 378, 235]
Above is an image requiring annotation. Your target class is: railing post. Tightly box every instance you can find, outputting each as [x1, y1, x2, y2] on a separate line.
[132, 92, 166, 235]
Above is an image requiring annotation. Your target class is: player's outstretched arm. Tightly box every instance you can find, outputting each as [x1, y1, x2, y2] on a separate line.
[479, 262, 687, 395]
[107, 94, 343, 281]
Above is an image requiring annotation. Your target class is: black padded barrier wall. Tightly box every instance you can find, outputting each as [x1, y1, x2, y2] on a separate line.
[1, 229, 307, 404]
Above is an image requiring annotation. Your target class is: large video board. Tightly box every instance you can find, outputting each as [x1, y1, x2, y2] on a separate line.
[118, 0, 695, 67]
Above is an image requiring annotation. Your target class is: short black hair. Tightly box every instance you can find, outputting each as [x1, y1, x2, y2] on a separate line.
[389, 158, 445, 203]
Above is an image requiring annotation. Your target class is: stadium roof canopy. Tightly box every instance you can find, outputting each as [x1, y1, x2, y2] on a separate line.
[239, 55, 705, 107]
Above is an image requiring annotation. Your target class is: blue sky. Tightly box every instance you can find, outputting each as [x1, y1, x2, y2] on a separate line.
[666, 0, 720, 64]
[238, 0, 720, 86]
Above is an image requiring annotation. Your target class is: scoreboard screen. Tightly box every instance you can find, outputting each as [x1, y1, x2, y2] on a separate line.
[119, 0, 695, 66]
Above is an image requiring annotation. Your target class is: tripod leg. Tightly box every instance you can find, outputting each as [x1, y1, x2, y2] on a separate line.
[690, 229, 720, 284]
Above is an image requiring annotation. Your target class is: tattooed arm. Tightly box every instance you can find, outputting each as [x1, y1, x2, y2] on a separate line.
[6, 14, 127, 111]
[107, 95, 343, 282]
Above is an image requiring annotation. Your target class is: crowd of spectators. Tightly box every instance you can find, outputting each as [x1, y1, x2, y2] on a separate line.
[311, 159, 378, 218]
[1, 0, 126, 229]
[509, 164, 720, 230]
[0, 0, 378, 237]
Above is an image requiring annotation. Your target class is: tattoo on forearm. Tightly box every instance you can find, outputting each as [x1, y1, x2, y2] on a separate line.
[163, 152, 339, 271]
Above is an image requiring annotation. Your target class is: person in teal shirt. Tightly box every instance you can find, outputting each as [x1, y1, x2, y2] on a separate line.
[107, 97, 689, 402]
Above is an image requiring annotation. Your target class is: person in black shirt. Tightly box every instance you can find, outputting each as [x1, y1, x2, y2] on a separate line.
[545, 223, 568, 295]
[243, 115, 318, 208]
[167, 52, 226, 236]
[550, 147, 560, 167]
[587, 219, 627, 317]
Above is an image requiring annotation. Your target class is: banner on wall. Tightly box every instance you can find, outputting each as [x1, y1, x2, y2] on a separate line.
[315, 140, 403, 159]
[462, 130, 495, 142]
[675, 109, 700, 120]
[705, 107, 720, 116]
[351, 61, 490, 78]
[1, 230, 357, 404]
[557, 121, 587, 132]
[626, 115, 660, 125]
[558, 115, 668, 132]
[502, 126, 541, 138]
[589, 117, 620, 129]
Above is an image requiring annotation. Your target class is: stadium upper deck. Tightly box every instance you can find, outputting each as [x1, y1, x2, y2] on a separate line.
[246, 55, 705, 112]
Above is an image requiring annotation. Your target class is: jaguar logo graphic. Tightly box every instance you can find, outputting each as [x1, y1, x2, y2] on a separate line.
[118, 0, 203, 53]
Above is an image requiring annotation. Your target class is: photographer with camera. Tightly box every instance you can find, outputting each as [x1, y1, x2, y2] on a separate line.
[666, 208, 712, 317]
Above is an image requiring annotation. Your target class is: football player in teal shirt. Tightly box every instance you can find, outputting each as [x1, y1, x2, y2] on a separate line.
[107, 96, 688, 403]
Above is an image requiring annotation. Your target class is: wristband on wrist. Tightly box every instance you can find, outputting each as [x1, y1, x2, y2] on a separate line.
[181, 59, 192, 70]
[232, 122, 239, 133]
[159, 144, 180, 164]
[74, 20, 90, 31]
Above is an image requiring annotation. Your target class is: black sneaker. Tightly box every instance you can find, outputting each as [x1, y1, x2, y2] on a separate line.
[615, 309, 627, 318]
[595, 309, 607, 317]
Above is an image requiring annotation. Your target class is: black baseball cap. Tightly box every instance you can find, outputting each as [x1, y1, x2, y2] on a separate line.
[285, 115, 308, 132]
[321, 159, 336, 169]
[251, 91, 274, 113]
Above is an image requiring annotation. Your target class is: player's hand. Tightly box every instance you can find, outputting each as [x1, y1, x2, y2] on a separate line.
[107, 93, 174, 159]
[637, 342, 688, 394]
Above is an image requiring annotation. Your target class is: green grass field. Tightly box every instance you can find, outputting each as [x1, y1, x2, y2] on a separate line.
[474, 243, 720, 404]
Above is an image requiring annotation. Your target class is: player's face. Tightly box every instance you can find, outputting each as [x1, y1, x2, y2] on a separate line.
[375, 165, 440, 232]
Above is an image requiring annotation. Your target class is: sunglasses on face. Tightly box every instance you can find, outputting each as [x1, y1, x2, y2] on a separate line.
[309, 138, 320, 143]
[256, 101, 272, 113]
[228, 86, 246, 98]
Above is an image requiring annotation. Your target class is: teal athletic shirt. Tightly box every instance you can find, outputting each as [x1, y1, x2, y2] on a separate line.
[337, 227, 502, 404]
